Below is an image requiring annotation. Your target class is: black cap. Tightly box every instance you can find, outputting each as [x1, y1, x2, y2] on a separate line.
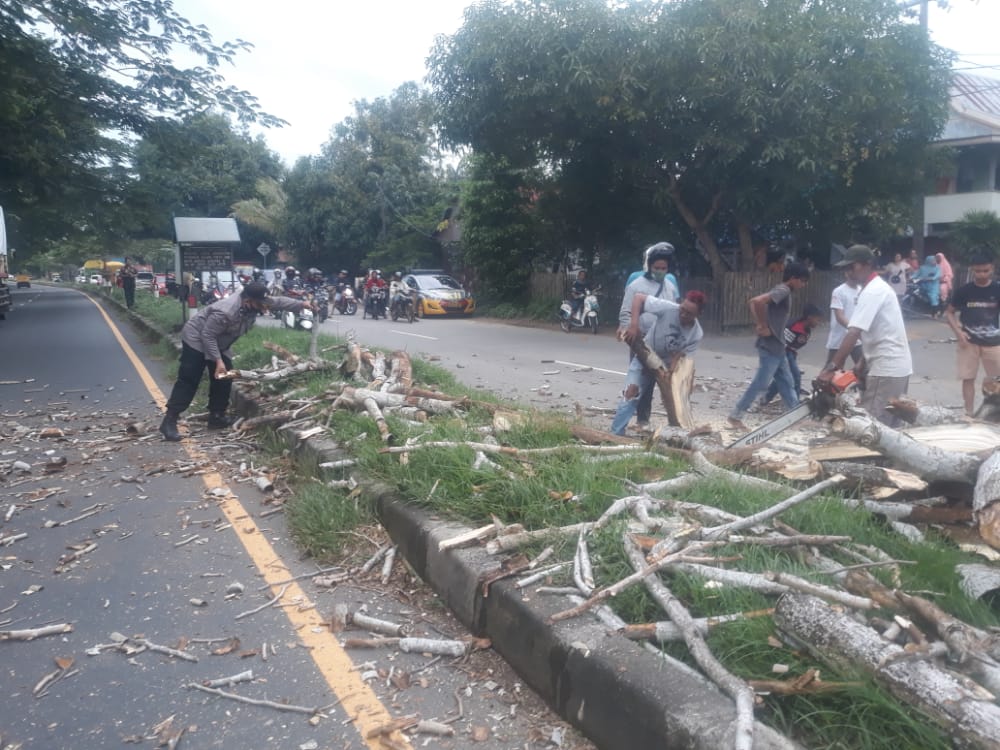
[242, 281, 268, 300]
[834, 244, 876, 267]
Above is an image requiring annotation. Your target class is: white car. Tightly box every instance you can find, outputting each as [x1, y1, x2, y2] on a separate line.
[76, 275, 87, 284]
[135, 271, 155, 290]
[89, 274, 102, 285]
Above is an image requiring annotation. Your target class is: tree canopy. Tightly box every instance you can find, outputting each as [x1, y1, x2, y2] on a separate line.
[282, 83, 456, 274]
[429, 0, 954, 278]
[0, 0, 283, 256]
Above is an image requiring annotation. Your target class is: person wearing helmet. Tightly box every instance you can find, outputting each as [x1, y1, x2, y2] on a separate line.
[333, 269, 351, 307]
[251, 267, 264, 283]
[617, 243, 680, 431]
[364, 268, 388, 318]
[389, 271, 411, 317]
[282, 266, 301, 294]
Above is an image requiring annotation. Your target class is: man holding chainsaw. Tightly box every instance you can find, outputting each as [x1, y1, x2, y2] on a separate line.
[820, 244, 911, 425]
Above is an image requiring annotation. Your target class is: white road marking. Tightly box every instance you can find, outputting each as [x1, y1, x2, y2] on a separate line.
[554, 359, 626, 376]
[389, 329, 439, 340]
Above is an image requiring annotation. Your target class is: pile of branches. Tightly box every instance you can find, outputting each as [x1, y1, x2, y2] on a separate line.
[224, 334, 485, 446]
[437, 447, 1000, 750]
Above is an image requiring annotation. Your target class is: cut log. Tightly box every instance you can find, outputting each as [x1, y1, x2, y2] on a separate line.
[887, 398, 966, 426]
[957, 563, 1000, 600]
[665, 354, 696, 428]
[821, 462, 927, 492]
[628, 341, 695, 429]
[974, 451, 1000, 549]
[382, 351, 413, 393]
[569, 423, 639, 446]
[811, 421, 1000, 462]
[975, 378, 1000, 422]
[774, 594, 1000, 750]
[830, 415, 983, 484]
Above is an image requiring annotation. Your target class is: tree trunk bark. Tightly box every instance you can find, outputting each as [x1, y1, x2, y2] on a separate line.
[628, 343, 695, 429]
[830, 414, 982, 484]
[974, 451, 1000, 549]
[736, 221, 755, 271]
[774, 594, 1000, 750]
[887, 398, 966, 426]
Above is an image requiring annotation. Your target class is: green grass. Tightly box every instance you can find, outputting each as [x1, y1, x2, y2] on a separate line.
[219, 313, 995, 750]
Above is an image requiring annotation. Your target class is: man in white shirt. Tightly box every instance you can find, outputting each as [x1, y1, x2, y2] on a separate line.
[821, 245, 912, 425]
[825, 272, 862, 365]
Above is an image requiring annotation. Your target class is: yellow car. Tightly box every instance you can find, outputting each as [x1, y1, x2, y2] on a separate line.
[403, 273, 475, 316]
[15, 273, 31, 289]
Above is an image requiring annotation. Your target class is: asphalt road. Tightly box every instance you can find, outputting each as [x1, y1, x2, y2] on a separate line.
[0, 285, 592, 750]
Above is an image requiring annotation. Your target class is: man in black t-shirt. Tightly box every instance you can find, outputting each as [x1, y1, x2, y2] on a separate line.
[945, 253, 1000, 414]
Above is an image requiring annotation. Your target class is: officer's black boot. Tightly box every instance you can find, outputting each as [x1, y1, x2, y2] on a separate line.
[159, 410, 182, 441]
[207, 412, 236, 429]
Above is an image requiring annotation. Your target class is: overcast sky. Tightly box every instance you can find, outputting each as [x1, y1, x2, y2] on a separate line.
[172, 0, 1000, 166]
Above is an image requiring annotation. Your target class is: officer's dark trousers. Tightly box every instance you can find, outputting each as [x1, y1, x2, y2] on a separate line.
[165, 342, 232, 415]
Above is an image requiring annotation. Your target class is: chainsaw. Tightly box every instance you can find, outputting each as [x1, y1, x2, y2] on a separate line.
[728, 370, 859, 449]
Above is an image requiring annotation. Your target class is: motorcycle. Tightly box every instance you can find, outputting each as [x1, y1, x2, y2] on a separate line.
[900, 280, 940, 319]
[306, 287, 329, 324]
[282, 297, 315, 331]
[558, 287, 600, 334]
[363, 286, 387, 320]
[334, 283, 358, 315]
[389, 289, 417, 323]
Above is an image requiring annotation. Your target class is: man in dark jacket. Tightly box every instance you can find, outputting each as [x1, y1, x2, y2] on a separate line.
[159, 282, 312, 441]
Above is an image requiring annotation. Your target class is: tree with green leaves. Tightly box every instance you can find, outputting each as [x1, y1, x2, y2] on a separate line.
[283, 83, 455, 274]
[0, 0, 283, 257]
[948, 210, 1000, 260]
[429, 0, 953, 281]
[127, 113, 284, 243]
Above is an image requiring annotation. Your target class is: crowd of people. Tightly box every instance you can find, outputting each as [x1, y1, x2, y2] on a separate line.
[610, 241, 1000, 437]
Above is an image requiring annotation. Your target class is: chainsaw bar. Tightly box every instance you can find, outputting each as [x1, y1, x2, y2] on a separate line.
[727, 402, 813, 449]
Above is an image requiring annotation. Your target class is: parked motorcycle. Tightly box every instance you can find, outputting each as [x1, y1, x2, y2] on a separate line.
[363, 286, 387, 320]
[558, 287, 600, 334]
[334, 283, 358, 315]
[389, 289, 417, 323]
[900, 280, 939, 319]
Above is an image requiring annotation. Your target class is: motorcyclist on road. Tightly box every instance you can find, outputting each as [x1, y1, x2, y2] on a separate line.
[364, 269, 387, 317]
[251, 267, 264, 283]
[389, 271, 408, 306]
[282, 266, 303, 295]
[304, 267, 326, 292]
[333, 269, 353, 310]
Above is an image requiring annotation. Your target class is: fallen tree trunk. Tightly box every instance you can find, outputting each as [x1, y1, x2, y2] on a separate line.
[887, 398, 966, 426]
[821, 462, 927, 492]
[774, 594, 1000, 750]
[830, 415, 982, 484]
[974, 451, 1000, 549]
[383, 351, 413, 393]
[219, 359, 334, 381]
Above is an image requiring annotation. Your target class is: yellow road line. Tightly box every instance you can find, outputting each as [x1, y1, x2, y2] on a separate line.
[87, 295, 409, 749]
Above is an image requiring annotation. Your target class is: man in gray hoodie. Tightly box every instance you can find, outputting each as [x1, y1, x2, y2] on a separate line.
[159, 282, 312, 441]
